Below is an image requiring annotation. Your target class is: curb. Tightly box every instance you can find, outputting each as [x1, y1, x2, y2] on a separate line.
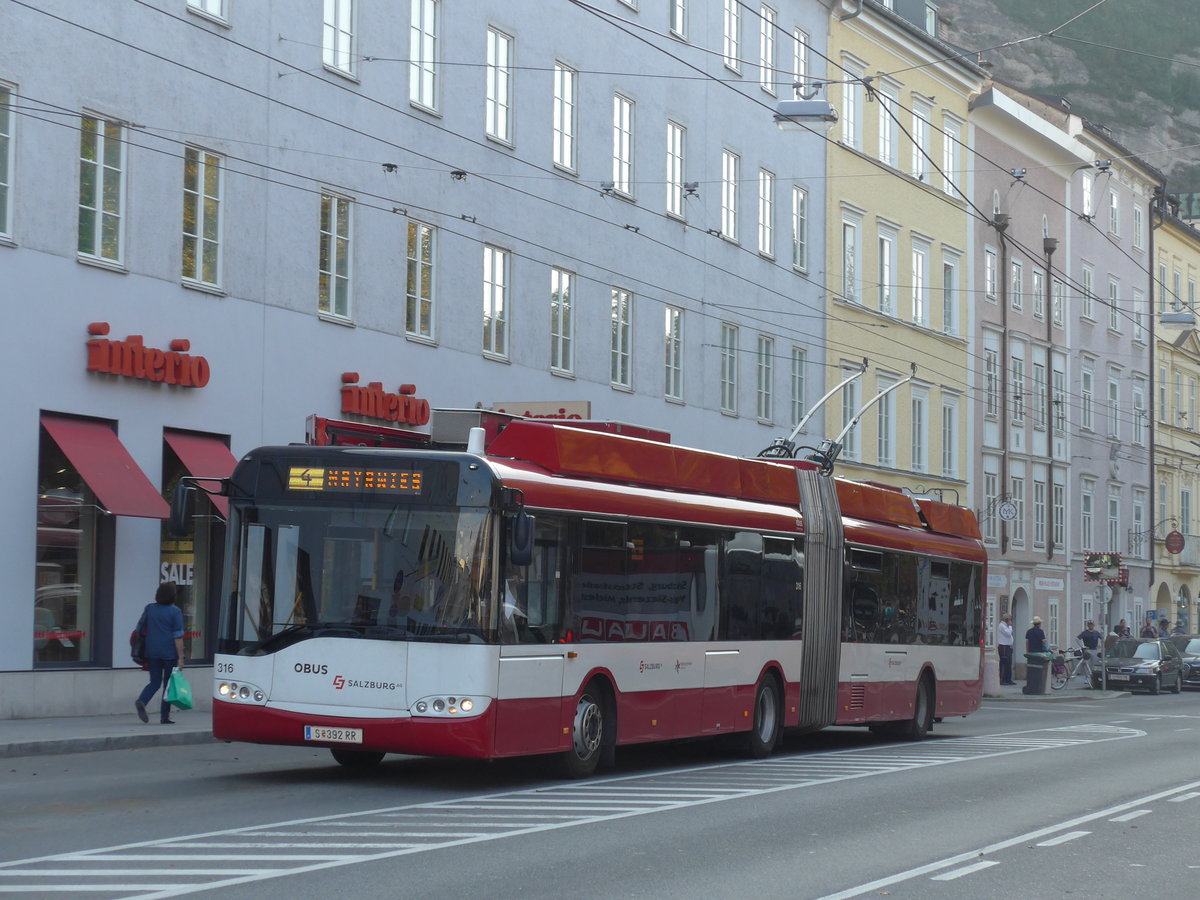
[983, 690, 1126, 702]
[2, 730, 217, 759]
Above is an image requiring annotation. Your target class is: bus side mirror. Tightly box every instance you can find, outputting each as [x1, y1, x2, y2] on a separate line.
[169, 481, 193, 537]
[510, 509, 534, 567]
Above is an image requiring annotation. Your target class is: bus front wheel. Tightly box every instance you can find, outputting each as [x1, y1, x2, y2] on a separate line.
[562, 685, 606, 778]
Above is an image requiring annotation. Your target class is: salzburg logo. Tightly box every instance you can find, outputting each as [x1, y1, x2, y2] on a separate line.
[332, 675, 345, 690]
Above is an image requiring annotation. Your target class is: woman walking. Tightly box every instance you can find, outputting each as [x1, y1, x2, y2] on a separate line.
[134, 582, 185, 725]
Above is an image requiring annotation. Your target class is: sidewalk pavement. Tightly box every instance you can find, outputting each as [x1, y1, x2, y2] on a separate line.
[1, 710, 215, 759]
[1, 677, 1126, 759]
[985, 677, 1127, 702]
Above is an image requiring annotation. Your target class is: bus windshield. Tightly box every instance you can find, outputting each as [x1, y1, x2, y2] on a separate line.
[220, 501, 495, 653]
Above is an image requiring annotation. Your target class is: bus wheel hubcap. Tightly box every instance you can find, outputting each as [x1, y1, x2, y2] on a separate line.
[573, 695, 602, 758]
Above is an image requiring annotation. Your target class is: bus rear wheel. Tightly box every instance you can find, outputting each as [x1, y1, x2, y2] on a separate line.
[744, 676, 782, 758]
[896, 676, 934, 741]
[330, 748, 385, 769]
[562, 685, 606, 778]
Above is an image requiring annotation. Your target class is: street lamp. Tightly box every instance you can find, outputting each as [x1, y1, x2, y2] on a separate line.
[773, 99, 839, 134]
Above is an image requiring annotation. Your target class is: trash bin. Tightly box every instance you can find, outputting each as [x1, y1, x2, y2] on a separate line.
[1023, 652, 1053, 695]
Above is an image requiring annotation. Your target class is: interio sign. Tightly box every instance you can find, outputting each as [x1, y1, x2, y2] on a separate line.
[86, 322, 211, 387]
[340, 373, 431, 426]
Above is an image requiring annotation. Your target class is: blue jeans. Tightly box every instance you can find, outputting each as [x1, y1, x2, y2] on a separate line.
[137, 658, 177, 722]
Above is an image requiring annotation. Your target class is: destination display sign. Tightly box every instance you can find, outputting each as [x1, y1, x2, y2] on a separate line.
[287, 466, 423, 494]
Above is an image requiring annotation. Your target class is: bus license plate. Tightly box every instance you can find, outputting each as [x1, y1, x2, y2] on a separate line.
[1108, 674, 1129, 681]
[304, 725, 363, 744]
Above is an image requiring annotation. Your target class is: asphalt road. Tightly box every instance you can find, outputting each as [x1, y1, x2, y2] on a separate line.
[3, 692, 1199, 899]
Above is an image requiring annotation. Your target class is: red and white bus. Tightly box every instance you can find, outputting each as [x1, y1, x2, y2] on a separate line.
[193, 412, 985, 777]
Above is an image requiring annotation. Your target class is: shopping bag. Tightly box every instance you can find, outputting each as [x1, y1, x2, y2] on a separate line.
[165, 671, 194, 710]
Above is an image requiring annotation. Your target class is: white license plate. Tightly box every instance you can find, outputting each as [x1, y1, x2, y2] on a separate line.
[1108, 674, 1129, 681]
[304, 725, 363, 744]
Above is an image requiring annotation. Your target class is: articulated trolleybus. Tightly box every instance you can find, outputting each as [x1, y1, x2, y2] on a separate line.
[188, 411, 985, 777]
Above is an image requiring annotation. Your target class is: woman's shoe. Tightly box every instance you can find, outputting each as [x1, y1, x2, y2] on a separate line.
[135, 701, 149, 723]
[160, 719, 176, 725]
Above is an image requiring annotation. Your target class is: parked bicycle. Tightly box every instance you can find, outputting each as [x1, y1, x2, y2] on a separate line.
[1051, 646, 1097, 690]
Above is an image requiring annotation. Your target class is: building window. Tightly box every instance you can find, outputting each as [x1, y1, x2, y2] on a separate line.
[756, 335, 773, 421]
[1108, 190, 1119, 235]
[758, 5, 777, 93]
[322, 0, 355, 75]
[664, 306, 683, 401]
[1183, 488, 1193, 535]
[792, 29, 808, 94]
[482, 246, 508, 358]
[1081, 362, 1094, 430]
[1108, 486, 1121, 550]
[1082, 172, 1093, 218]
[941, 395, 958, 477]
[1132, 379, 1147, 446]
[410, 0, 439, 109]
[983, 468, 998, 543]
[611, 288, 632, 389]
[911, 102, 931, 182]
[878, 88, 898, 167]
[841, 69, 861, 149]
[791, 347, 806, 427]
[317, 193, 351, 318]
[552, 63, 577, 171]
[1048, 598, 1059, 650]
[1107, 375, 1120, 437]
[1052, 362, 1067, 433]
[877, 376, 896, 467]
[877, 232, 896, 315]
[665, 121, 685, 218]
[721, 150, 739, 240]
[78, 114, 124, 263]
[1010, 259, 1023, 310]
[1053, 278, 1065, 325]
[911, 388, 928, 473]
[1010, 475, 1025, 547]
[984, 346, 999, 417]
[549, 268, 574, 374]
[842, 216, 860, 302]
[942, 256, 957, 335]
[405, 221, 435, 339]
[1033, 478, 1047, 548]
[722, 0, 740, 71]
[181, 147, 221, 287]
[1032, 362, 1047, 429]
[985, 247, 997, 299]
[720, 323, 738, 414]
[0, 83, 9, 238]
[35, 424, 101, 666]
[670, 0, 687, 38]
[187, 0, 225, 16]
[1109, 278, 1121, 332]
[1009, 347, 1025, 425]
[942, 119, 959, 194]
[911, 242, 929, 325]
[485, 28, 513, 143]
[1132, 490, 1147, 557]
[1033, 269, 1045, 319]
[1081, 480, 1094, 549]
[791, 185, 807, 271]
[1133, 205, 1144, 250]
[1081, 265, 1094, 318]
[1052, 478, 1065, 551]
[612, 94, 634, 196]
[757, 169, 774, 256]
[842, 369, 860, 461]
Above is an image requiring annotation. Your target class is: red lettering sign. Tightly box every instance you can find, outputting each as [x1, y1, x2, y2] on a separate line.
[85, 323, 211, 388]
[339, 376, 431, 427]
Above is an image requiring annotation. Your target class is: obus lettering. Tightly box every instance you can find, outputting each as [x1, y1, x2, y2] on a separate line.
[294, 663, 328, 675]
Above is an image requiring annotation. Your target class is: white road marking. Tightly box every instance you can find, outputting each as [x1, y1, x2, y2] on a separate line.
[816, 779, 1200, 900]
[0, 724, 1145, 900]
[1168, 791, 1200, 802]
[1110, 809, 1152, 822]
[1035, 830, 1090, 846]
[930, 860, 1000, 880]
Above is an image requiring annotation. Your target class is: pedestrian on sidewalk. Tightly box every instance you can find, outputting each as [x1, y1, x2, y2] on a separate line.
[997, 614, 1015, 685]
[1114, 618, 1130, 638]
[135, 582, 185, 725]
[1076, 620, 1103, 685]
[1141, 618, 1157, 638]
[1025, 616, 1047, 653]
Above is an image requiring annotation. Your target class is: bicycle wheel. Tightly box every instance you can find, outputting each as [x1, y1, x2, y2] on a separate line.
[1050, 668, 1068, 690]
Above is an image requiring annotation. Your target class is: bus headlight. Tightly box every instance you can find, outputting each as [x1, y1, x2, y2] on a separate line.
[218, 681, 267, 705]
[410, 695, 487, 718]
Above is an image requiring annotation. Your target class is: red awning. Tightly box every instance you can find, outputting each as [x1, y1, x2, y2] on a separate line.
[163, 430, 237, 518]
[40, 415, 170, 519]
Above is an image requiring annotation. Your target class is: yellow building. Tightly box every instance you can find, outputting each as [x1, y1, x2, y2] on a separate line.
[1151, 204, 1200, 633]
[819, 0, 985, 501]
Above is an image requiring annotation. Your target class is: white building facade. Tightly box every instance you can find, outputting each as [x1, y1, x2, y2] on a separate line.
[0, 0, 832, 715]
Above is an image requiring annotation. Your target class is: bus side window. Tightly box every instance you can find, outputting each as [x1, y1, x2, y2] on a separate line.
[721, 532, 762, 640]
[503, 516, 567, 644]
[762, 536, 802, 640]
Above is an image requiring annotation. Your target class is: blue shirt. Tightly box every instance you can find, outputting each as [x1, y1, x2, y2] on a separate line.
[141, 603, 184, 659]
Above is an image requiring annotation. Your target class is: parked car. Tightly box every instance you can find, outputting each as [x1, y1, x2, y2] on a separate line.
[1092, 638, 1183, 694]
[1168, 635, 1200, 689]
